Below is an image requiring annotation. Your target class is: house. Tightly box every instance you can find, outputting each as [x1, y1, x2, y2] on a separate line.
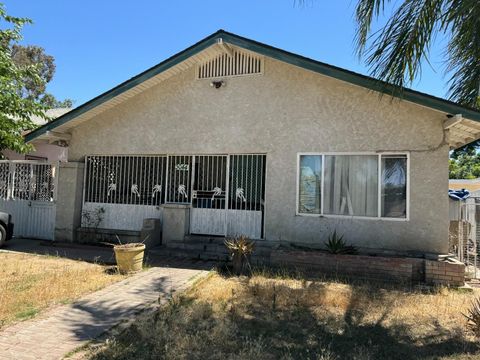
[21, 30, 480, 265]
[2, 108, 71, 162]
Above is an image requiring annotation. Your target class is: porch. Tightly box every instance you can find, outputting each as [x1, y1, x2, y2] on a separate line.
[76, 153, 267, 245]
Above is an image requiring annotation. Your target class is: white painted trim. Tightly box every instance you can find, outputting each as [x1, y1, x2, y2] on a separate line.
[444, 114, 463, 129]
[406, 152, 411, 221]
[296, 151, 410, 221]
[377, 153, 382, 218]
[295, 153, 300, 216]
[262, 153, 268, 240]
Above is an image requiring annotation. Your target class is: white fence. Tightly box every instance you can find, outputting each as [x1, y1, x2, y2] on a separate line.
[449, 198, 480, 279]
[0, 161, 57, 240]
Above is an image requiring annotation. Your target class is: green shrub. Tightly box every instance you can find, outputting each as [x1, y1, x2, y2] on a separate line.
[324, 230, 357, 255]
[465, 296, 480, 338]
[224, 235, 255, 275]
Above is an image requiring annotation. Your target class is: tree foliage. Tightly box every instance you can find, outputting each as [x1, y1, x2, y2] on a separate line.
[39, 93, 73, 108]
[355, 0, 480, 109]
[355, 0, 480, 156]
[11, 44, 55, 99]
[0, 4, 47, 153]
[11, 44, 73, 109]
[449, 148, 480, 179]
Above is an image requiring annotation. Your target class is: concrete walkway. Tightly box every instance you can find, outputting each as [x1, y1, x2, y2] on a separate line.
[0, 266, 208, 360]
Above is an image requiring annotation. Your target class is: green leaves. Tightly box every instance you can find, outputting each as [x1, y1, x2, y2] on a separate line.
[355, 0, 480, 109]
[449, 151, 480, 179]
[0, 3, 47, 153]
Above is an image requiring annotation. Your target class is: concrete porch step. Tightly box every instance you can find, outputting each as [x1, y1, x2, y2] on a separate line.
[149, 246, 229, 261]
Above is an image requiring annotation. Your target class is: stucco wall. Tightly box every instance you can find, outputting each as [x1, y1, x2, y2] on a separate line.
[66, 57, 449, 253]
[55, 162, 84, 242]
[2, 142, 68, 162]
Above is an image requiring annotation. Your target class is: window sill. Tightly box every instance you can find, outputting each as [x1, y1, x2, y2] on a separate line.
[295, 213, 409, 222]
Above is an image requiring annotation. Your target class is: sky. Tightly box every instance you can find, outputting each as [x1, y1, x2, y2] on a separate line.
[3, 1, 450, 107]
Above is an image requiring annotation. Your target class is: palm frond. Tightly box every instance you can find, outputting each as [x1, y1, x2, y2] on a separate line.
[445, 0, 480, 108]
[355, 0, 388, 57]
[363, 0, 444, 94]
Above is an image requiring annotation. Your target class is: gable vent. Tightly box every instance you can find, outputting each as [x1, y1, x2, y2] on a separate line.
[197, 49, 263, 79]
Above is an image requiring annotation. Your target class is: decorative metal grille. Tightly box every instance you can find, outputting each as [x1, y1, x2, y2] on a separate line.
[31, 164, 55, 201]
[0, 162, 56, 202]
[84, 155, 167, 205]
[228, 154, 266, 211]
[83, 154, 266, 211]
[0, 163, 9, 200]
[192, 155, 227, 209]
[450, 200, 480, 279]
[197, 49, 263, 79]
[166, 155, 192, 203]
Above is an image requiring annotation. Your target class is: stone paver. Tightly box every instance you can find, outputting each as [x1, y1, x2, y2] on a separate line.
[0, 265, 208, 360]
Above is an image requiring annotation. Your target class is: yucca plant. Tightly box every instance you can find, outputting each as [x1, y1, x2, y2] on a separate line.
[224, 235, 255, 275]
[324, 230, 358, 255]
[465, 297, 480, 338]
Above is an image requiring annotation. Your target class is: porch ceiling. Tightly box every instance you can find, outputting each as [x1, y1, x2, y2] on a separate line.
[446, 115, 480, 149]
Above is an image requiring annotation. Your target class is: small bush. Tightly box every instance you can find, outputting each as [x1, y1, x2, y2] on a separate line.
[324, 230, 357, 255]
[224, 235, 255, 275]
[465, 296, 480, 338]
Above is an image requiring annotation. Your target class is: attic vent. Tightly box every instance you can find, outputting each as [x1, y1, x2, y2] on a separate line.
[197, 49, 263, 79]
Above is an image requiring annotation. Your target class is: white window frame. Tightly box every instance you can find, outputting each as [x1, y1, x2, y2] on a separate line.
[296, 152, 410, 221]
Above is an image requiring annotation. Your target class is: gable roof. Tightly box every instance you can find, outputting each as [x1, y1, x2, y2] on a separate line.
[25, 29, 480, 148]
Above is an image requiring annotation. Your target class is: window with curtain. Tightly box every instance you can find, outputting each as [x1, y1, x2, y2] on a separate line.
[297, 153, 408, 219]
[381, 155, 407, 218]
[298, 155, 322, 214]
[324, 155, 378, 217]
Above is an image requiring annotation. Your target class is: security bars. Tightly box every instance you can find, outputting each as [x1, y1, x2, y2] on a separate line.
[83, 154, 267, 238]
[229, 154, 266, 212]
[84, 155, 167, 205]
[0, 161, 56, 202]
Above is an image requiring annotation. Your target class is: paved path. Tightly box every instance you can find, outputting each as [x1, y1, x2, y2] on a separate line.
[0, 266, 208, 360]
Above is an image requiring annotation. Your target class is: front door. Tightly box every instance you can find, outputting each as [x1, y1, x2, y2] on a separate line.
[190, 155, 228, 235]
[190, 154, 266, 239]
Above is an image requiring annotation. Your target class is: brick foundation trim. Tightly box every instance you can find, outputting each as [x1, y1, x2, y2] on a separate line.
[425, 258, 465, 286]
[270, 250, 465, 286]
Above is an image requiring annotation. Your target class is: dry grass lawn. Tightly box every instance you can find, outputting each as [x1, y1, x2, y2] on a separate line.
[87, 270, 480, 360]
[0, 252, 125, 329]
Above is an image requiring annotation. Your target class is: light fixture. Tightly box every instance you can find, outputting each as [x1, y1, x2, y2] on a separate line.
[210, 80, 225, 89]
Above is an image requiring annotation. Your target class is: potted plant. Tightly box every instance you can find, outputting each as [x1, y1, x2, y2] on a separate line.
[113, 235, 146, 274]
[224, 235, 255, 275]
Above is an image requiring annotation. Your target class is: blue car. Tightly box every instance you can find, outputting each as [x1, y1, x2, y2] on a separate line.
[0, 211, 14, 247]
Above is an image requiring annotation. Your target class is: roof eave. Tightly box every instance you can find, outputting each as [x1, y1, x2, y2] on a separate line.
[25, 29, 480, 143]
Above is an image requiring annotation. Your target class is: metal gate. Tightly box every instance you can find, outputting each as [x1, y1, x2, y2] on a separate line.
[190, 155, 228, 235]
[82, 154, 266, 239]
[449, 198, 480, 279]
[83, 155, 166, 231]
[0, 161, 58, 240]
[190, 154, 266, 239]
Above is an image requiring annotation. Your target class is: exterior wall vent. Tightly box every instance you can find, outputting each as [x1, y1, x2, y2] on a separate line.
[197, 49, 263, 79]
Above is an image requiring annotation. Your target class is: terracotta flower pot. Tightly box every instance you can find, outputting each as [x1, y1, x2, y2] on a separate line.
[114, 243, 145, 274]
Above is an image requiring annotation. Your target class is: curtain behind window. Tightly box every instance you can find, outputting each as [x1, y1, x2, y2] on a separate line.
[381, 155, 407, 218]
[298, 155, 322, 214]
[324, 155, 378, 216]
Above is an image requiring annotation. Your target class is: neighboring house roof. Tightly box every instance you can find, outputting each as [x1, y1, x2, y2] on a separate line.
[25, 30, 480, 148]
[30, 108, 72, 126]
[449, 179, 480, 193]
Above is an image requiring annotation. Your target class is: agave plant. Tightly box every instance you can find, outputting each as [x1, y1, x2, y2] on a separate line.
[465, 297, 480, 338]
[324, 230, 358, 255]
[224, 235, 255, 275]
